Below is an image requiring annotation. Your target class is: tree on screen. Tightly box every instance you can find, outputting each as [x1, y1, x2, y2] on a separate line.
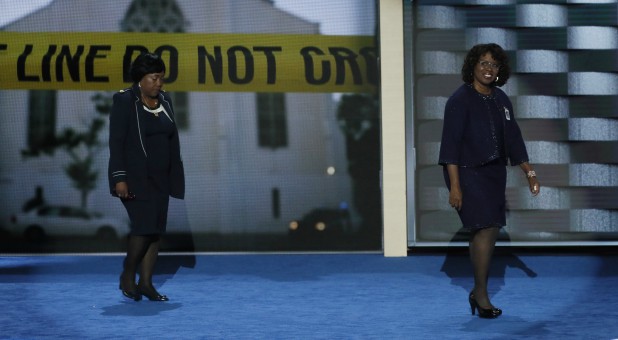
[22, 92, 112, 209]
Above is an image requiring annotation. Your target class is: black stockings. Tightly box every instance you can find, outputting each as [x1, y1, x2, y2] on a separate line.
[120, 234, 161, 293]
[469, 227, 500, 308]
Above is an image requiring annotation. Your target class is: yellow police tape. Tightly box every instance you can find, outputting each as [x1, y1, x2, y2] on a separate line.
[0, 31, 377, 93]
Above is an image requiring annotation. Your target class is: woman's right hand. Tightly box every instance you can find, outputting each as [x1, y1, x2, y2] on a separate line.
[115, 182, 129, 199]
[449, 186, 463, 211]
[446, 164, 463, 211]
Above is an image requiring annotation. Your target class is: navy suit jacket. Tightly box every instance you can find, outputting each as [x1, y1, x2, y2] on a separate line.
[439, 84, 529, 167]
[108, 83, 185, 200]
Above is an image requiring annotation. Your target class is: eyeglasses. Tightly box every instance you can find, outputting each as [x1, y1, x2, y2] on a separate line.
[479, 60, 500, 70]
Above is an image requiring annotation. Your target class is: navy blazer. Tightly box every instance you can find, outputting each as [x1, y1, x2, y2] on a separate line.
[108, 83, 185, 200]
[438, 84, 529, 167]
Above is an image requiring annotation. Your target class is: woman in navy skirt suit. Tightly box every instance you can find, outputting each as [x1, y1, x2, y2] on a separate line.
[439, 43, 540, 318]
[109, 53, 185, 302]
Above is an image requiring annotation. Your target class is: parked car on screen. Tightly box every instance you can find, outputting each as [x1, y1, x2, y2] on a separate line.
[288, 208, 352, 239]
[8, 205, 130, 241]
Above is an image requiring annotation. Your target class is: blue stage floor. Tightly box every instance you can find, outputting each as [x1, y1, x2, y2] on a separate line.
[1, 252, 617, 339]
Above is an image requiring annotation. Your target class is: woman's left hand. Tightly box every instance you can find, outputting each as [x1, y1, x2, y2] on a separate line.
[528, 177, 540, 196]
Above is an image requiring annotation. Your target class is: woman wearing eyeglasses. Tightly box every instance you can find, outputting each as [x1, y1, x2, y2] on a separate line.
[438, 43, 540, 318]
[108, 52, 185, 302]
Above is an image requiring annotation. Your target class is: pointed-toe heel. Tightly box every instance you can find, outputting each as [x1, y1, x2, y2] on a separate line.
[468, 292, 501, 319]
[119, 280, 141, 301]
[137, 283, 169, 302]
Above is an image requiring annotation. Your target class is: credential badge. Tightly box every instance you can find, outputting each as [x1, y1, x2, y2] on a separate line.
[504, 107, 511, 121]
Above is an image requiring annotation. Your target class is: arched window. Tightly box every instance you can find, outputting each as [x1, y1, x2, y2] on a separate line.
[121, 0, 189, 129]
[121, 0, 187, 33]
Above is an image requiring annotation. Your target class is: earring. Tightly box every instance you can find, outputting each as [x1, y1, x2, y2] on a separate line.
[138, 82, 142, 88]
[495, 76, 499, 82]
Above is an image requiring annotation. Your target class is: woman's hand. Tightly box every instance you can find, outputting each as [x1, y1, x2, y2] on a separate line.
[115, 182, 129, 199]
[519, 163, 540, 197]
[449, 186, 463, 211]
[446, 164, 463, 211]
[528, 177, 540, 196]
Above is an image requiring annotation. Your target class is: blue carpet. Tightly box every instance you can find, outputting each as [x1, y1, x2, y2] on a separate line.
[1, 252, 617, 339]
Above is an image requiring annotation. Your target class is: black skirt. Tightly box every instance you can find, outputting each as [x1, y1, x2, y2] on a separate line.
[122, 179, 170, 235]
[443, 160, 507, 229]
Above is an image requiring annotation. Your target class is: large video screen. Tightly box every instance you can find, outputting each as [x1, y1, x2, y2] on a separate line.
[408, 1, 618, 245]
[0, 0, 379, 253]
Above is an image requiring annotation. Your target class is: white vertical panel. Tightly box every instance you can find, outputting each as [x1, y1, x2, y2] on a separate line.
[380, 0, 407, 257]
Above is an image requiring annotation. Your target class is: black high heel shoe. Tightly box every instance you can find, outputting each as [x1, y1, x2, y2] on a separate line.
[468, 292, 501, 319]
[137, 283, 169, 302]
[119, 277, 142, 301]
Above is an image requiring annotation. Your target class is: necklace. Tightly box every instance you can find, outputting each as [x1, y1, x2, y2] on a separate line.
[141, 95, 159, 115]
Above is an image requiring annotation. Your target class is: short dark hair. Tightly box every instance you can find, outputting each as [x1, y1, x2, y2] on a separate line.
[129, 53, 166, 83]
[461, 43, 510, 87]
